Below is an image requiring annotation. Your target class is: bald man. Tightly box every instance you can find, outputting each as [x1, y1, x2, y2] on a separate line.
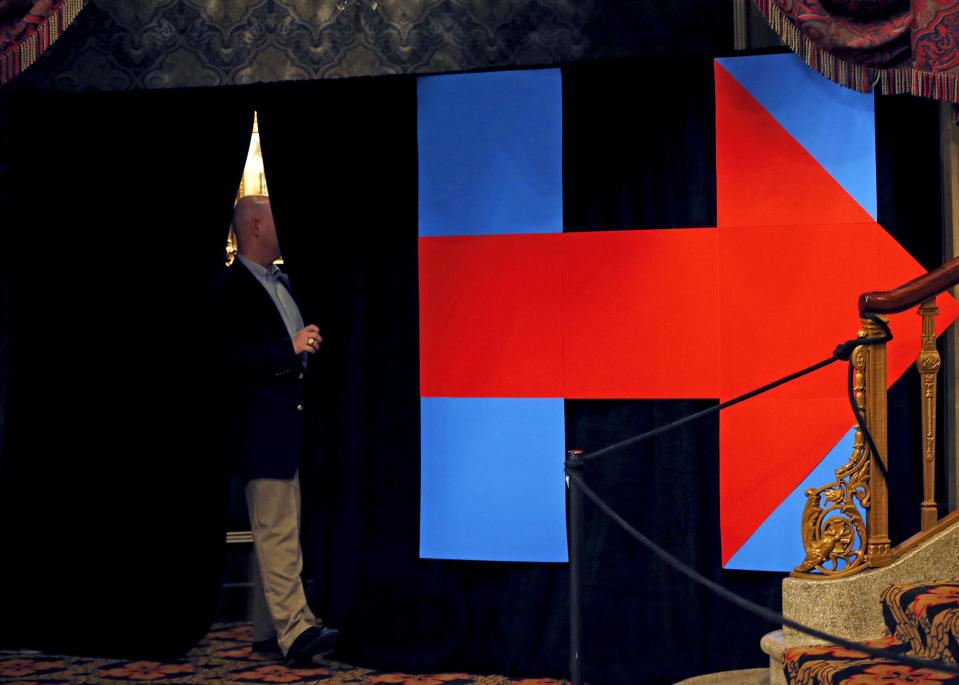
[211, 195, 339, 665]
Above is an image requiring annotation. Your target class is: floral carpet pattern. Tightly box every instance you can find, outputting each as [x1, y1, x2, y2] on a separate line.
[881, 581, 959, 663]
[0, 624, 567, 685]
[784, 580, 959, 684]
[784, 636, 959, 685]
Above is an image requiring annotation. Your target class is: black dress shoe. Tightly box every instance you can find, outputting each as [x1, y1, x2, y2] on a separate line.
[284, 625, 340, 666]
[251, 637, 281, 654]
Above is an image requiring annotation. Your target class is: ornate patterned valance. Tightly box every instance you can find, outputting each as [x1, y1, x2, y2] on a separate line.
[3, 0, 732, 92]
[754, 0, 959, 103]
[0, 0, 84, 85]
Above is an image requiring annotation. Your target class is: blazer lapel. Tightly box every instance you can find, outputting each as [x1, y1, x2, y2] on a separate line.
[230, 261, 292, 340]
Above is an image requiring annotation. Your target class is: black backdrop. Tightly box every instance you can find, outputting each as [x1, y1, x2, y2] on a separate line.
[0, 57, 946, 684]
[0, 86, 254, 656]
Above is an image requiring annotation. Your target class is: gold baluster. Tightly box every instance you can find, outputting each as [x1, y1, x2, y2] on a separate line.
[863, 315, 892, 567]
[793, 341, 870, 578]
[917, 299, 941, 532]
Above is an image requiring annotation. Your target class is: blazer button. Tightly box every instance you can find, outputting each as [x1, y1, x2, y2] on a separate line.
[298, 372, 305, 380]
[296, 404, 304, 411]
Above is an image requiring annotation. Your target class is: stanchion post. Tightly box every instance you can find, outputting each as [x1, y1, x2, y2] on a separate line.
[566, 449, 584, 685]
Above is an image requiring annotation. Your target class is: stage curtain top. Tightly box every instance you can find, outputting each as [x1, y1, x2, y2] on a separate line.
[0, 0, 83, 86]
[755, 0, 959, 103]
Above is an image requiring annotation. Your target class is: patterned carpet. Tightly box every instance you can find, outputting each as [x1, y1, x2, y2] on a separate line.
[0, 624, 567, 685]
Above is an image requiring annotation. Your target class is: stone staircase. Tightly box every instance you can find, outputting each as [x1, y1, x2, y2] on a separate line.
[761, 520, 959, 684]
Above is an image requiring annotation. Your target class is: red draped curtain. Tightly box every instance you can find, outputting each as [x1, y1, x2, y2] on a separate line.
[754, 0, 959, 103]
[1, 0, 83, 85]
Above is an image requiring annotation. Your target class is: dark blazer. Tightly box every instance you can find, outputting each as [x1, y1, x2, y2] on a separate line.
[210, 260, 307, 481]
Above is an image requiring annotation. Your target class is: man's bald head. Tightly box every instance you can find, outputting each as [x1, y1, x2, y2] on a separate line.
[232, 195, 271, 243]
[232, 195, 281, 267]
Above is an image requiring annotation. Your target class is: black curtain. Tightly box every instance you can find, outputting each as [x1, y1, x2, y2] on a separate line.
[254, 77, 480, 673]
[0, 85, 253, 655]
[563, 56, 717, 231]
[875, 92, 950, 545]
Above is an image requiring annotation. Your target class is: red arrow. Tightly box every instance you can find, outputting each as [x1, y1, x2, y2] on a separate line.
[714, 60, 959, 562]
[419, 226, 959, 563]
[416, 60, 959, 566]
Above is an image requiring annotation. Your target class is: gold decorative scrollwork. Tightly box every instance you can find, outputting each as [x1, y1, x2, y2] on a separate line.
[793, 344, 871, 578]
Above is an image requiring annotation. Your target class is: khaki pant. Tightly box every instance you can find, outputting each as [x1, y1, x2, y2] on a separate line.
[245, 473, 316, 654]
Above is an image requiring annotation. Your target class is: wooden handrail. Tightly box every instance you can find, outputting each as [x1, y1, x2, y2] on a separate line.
[859, 255, 959, 314]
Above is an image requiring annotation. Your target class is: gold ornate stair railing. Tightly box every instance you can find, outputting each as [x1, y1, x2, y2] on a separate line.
[793, 256, 959, 579]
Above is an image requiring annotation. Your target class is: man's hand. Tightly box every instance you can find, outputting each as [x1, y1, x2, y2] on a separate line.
[292, 325, 322, 355]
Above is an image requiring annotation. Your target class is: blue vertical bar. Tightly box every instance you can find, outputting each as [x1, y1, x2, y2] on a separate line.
[417, 69, 563, 237]
[419, 398, 568, 562]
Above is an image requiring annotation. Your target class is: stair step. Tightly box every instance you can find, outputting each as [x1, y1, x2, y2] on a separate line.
[778, 580, 959, 684]
[881, 579, 959, 662]
[673, 667, 768, 684]
[781, 522, 959, 647]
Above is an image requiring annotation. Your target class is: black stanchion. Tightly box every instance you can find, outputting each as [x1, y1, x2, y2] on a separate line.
[566, 449, 584, 685]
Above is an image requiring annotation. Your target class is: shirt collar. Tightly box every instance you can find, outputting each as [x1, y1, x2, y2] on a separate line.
[237, 254, 279, 280]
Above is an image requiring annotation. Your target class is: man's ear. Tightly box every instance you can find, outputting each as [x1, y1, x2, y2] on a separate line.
[249, 218, 261, 237]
